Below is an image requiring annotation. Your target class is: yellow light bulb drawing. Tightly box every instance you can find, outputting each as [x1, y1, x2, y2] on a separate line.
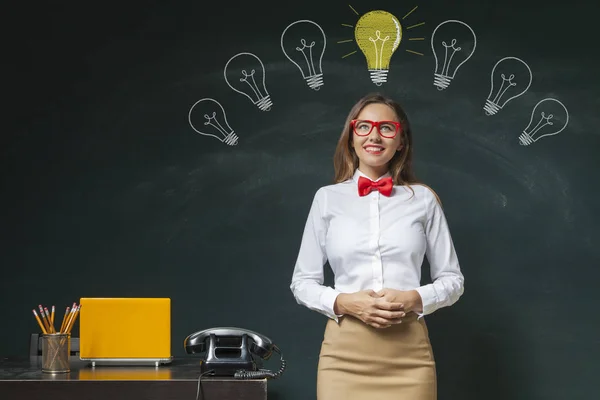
[355, 10, 402, 86]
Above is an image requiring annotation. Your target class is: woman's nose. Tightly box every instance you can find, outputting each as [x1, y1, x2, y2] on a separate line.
[368, 127, 383, 141]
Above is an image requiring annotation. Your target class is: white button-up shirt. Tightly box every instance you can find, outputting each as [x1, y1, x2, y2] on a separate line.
[290, 169, 465, 321]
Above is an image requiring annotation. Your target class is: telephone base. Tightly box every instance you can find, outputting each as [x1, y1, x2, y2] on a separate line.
[201, 359, 256, 376]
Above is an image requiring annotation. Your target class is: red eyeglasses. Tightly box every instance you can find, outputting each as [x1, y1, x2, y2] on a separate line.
[351, 119, 401, 138]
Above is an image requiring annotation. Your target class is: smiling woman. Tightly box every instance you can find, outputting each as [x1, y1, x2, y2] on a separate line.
[290, 92, 465, 400]
[350, 105, 404, 179]
[333, 93, 417, 187]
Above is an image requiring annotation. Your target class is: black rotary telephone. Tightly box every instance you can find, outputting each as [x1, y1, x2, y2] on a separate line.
[183, 327, 286, 379]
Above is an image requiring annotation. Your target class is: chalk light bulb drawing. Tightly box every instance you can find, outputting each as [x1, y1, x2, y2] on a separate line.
[484, 56, 532, 116]
[224, 52, 273, 111]
[518, 98, 569, 146]
[188, 98, 238, 145]
[281, 20, 327, 90]
[354, 10, 402, 86]
[430, 19, 476, 90]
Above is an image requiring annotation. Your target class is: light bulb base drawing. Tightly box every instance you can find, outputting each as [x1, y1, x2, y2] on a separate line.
[256, 95, 273, 111]
[484, 99, 501, 116]
[223, 131, 239, 146]
[518, 131, 534, 146]
[369, 69, 389, 86]
[433, 73, 452, 90]
[305, 74, 324, 90]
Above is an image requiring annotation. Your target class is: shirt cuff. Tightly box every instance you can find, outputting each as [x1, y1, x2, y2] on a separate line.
[320, 287, 342, 322]
[414, 284, 438, 318]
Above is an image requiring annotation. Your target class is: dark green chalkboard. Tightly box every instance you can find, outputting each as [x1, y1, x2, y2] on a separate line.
[2, 1, 599, 399]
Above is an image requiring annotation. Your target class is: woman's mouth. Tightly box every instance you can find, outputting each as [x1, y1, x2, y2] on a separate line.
[364, 145, 385, 154]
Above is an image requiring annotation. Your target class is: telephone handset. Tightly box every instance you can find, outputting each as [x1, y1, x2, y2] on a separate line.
[184, 327, 286, 379]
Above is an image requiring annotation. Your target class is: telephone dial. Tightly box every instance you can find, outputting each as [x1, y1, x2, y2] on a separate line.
[183, 327, 286, 379]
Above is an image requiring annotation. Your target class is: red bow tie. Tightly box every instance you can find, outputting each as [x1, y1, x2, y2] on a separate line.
[357, 176, 393, 197]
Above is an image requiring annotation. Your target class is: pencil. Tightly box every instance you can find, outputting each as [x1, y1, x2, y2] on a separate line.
[66, 305, 80, 334]
[44, 307, 55, 333]
[50, 305, 55, 326]
[32, 309, 47, 334]
[38, 305, 50, 333]
[68, 302, 77, 328]
[61, 307, 73, 334]
[63, 304, 77, 334]
[59, 306, 70, 333]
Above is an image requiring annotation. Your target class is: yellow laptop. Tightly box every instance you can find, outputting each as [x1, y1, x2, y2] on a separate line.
[79, 298, 172, 367]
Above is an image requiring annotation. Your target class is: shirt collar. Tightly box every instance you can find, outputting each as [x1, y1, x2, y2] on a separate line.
[352, 169, 392, 183]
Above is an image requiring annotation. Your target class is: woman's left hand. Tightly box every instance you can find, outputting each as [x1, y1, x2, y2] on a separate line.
[372, 289, 423, 314]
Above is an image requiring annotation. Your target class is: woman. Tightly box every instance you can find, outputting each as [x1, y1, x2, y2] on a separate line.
[290, 93, 464, 399]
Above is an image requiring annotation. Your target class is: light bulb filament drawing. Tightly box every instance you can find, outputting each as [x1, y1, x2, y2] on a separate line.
[484, 56, 532, 116]
[224, 52, 273, 111]
[296, 39, 317, 75]
[368, 30, 392, 70]
[491, 73, 516, 105]
[519, 98, 569, 146]
[204, 112, 231, 139]
[529, 112, 553, 133]
[440, 39, 461, 76]
[188, 98, 238, 146]
[430, 20, 476, 90]
[281, 19, 327, 90]
[240, 69, 263, 101]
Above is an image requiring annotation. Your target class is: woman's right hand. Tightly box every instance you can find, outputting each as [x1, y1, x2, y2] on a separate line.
[333, 290, 405, 328]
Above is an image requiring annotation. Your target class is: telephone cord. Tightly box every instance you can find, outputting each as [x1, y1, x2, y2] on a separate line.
[195, 369, 215, 400]
[234, 346, 286, 380]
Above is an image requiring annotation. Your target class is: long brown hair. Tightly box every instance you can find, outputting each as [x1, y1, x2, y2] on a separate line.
[332, 93, 441, 204]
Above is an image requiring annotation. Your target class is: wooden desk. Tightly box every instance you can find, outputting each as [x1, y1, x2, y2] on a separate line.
[0, 356, 267, 400]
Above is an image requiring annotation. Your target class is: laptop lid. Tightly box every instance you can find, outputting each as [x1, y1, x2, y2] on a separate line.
[79, 297, 171, 360]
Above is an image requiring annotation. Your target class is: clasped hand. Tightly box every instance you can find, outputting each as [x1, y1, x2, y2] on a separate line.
[334, 288, 423, 329]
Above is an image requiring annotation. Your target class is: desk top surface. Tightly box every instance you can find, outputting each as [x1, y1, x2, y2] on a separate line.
[0, 356, 264, 382]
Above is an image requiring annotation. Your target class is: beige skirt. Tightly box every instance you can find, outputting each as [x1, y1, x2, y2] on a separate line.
[317, 313, 437, 400]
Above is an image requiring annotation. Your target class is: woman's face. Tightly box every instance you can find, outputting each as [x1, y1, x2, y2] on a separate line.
[351, 103, 403, 177]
